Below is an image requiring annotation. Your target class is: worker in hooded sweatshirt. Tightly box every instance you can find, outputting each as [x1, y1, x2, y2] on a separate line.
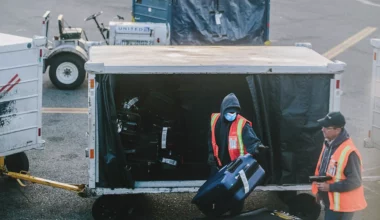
[207, 92, 265, 174]
[207, 93, 265, 214]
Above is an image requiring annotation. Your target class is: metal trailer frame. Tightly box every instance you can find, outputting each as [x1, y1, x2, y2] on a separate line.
[0, 32, 87, 195]
[84, 43, 347, 196]
[0, 31, 92, 196]
[364, 38, 380, 149]
[0, 34, 47, 158]
[264, 0, 271, 43]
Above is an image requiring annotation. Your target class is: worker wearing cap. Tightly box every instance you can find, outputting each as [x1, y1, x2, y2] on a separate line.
[207, 93, 265, 172]
[311, 111, 367, 220]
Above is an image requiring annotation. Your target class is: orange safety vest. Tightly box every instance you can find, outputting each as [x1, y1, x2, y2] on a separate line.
[311, 138, 367, 212]
[210, 113, 252, 167]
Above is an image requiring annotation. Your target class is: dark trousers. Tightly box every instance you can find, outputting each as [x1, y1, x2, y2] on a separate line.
[325, 209, 354, 220]
[209, 165, 219, 177]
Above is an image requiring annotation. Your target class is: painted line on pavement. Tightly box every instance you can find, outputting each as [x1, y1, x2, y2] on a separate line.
[364, 165, 380, 173]
[363, 185, 380, 197]
[42, 107, 88, 114]
[363, 176, 380, 181]
[356, 0, 380, 7]
[323, 26, 377, 59]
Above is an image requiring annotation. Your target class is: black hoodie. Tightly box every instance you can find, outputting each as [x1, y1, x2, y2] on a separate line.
[208, 93, 263, 166]
[317, 128, 362, 209]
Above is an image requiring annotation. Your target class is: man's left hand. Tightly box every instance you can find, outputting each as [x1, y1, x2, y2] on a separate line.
[317, 182, 330, 192]
[258, 144, 269, 149]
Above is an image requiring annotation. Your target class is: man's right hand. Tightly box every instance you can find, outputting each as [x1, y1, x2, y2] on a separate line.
[315, 194, 321, 204]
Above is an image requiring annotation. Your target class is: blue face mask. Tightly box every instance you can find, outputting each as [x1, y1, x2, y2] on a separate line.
[224, 112, 237, 122]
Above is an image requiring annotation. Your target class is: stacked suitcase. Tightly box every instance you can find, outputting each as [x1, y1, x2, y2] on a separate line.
[192, 154, 266, 217]
[116, 91, 185, 180]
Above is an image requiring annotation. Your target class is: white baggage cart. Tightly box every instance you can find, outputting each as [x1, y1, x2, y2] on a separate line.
[0, 33, 46, 173]
[83, 44, 346, 219]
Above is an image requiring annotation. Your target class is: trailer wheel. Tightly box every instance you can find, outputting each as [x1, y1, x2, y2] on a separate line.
[92, 195, 134, 220]
[288, 193, 321, 220]
[5, 152, 29, 173]
[197, 204, 223, 218]
[197, 202, 244, 218]
[49, 54, 86, 90]
[229, 200, 245, 216]
[276, 191, 297, 204]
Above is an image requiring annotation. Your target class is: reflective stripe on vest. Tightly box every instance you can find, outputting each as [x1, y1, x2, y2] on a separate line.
[237, 118, 245, 156]
[211, 114, 220, 130]
[333, 145, 351, 211]
[312, 145, 326, 195]
[211, 113, 222, 166]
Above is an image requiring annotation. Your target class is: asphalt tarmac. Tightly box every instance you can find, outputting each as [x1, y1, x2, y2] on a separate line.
[1, 0, 380, 219]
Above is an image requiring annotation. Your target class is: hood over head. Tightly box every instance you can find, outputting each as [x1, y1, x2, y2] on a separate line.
[220, 93, 241, 116]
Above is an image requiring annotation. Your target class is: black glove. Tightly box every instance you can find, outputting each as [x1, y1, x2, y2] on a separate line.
[207, 153, 217, 166]
[258, 144, 269, 150]
[254, 144, 269, 155]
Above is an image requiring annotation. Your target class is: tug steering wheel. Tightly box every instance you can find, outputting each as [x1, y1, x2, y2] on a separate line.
[85, 11, 103, 21]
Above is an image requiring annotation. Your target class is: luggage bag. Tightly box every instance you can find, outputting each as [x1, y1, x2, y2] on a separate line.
[192, 154, 265, 217]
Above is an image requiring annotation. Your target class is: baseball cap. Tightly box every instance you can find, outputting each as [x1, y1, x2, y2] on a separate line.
[317, 111, 346, 128]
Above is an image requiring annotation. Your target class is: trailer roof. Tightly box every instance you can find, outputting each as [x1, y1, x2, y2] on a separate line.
[0, 33, 33, 53]
[85, 45, 346, 74]
[371, 38, 380, 49]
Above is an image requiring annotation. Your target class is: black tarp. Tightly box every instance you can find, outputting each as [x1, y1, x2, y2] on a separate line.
[171, 0, 267, 45]
[96, 75, 134, 188]
[97, 74, 332, 187]
[133, 0, 269, 45]
[247, 75, 331, 184]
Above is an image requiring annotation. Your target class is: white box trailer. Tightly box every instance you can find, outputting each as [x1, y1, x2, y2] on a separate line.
[84, 44, 345, 218]
[0, 33, 46, 171]
[365, 38, 380, 149]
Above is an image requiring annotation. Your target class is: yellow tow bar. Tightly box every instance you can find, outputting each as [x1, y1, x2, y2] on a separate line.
[0, 156, 87, 197]
[0, 157, 5, 171]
